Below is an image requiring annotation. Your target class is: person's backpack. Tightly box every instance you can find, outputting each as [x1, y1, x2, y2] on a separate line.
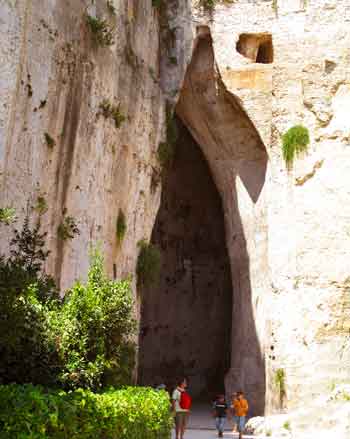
[179, 390, 192, 410]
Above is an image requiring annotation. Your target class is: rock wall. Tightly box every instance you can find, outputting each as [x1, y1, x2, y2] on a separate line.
[188, 0, 350, 416]
[0, 0, 191, 292]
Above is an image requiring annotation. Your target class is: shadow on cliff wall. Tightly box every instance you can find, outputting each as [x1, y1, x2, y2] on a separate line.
[138, 117, 233, 399]
[174, 29, 268, 416]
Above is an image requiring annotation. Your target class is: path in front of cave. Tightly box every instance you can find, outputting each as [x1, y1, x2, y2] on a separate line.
[171, 403, 273, 439]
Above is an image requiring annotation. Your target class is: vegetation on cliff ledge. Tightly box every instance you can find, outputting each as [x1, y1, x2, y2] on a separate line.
[282, 124, 310, 168]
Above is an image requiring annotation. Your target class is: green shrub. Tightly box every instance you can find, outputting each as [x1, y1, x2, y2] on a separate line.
[136, 240, 161, 287]
[86, 14, 115, 47]
[57, 216, 80, 240]
[35, 196, 48, 215]
[0, 216, 59, 385]
[0, 217, 136, 390]
[100, 99, 126, 128]
[0, 384, 173, 439]
[116, 209, 127, 243]
[0, 207, 16, 225]
[53, 249, 136, 389]
[282, 125, 310, 168]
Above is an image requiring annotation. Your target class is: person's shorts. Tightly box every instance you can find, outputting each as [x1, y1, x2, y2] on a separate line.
[237, 416, 246, 432]
[175, 411, 188, 429]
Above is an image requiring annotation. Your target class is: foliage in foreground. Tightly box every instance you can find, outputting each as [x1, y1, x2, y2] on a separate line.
[0, 384, 173, 439]
[0, 217, 136, 390]
[0, 216, 59, 385]
[54, 249, 136, 390]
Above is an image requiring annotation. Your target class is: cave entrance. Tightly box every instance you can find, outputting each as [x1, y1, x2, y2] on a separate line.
[138, 117, 233, 399]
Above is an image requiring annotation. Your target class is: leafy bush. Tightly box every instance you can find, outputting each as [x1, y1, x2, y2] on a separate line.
[57, 216, 80, 240]
[282, 125, 310, 168]
[35, 196, 48, 215]
[53, 249, 136, 390]
[0, 216, 59, 385]
[0, 207, 16, 225]
[86, 14, 115, 47]
[100, 99, 126, 128]
[0, 216, 136, 390]
[136, 240, 161, 287]
[0, 384, 173, 439]
[116, 209, 127, 243]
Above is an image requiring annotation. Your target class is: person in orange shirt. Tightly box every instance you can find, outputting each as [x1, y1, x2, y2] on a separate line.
[232, 391, 249, 439]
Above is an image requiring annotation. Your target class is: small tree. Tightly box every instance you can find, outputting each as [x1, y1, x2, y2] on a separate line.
[0, 216, 59, 385]
[54, 249, 136, 389]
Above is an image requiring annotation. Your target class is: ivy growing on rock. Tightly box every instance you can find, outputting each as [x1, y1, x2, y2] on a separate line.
[100, 99, 126, 128]
[86, 14, 115, 47]
[116, 209, 127, 243]
[57, 215, 80, 241]
[282, 124, 310, 168]
[0, 207, 16, 225]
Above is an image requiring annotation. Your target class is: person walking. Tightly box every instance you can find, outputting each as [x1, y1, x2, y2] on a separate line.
[232, 391, 249, 439]
[230, 392, 238, 433]
[172, 377, 191, 439]
[213, 394, 228, 437]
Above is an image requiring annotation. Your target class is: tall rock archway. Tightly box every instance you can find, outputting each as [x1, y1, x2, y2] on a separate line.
[138, 117, 233, 398]
[139, 26, 269, 415]
[176, 27, 269, 415]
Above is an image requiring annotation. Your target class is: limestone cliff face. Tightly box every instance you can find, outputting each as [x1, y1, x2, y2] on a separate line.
[187, 0, 350, 420]
[1, 0, 349, 426]
[0, 0, 190, 292]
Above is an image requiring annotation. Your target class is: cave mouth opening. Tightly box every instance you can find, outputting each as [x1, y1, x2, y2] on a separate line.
[138, 117, 233, 400]
[236, 33, 273, 64]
